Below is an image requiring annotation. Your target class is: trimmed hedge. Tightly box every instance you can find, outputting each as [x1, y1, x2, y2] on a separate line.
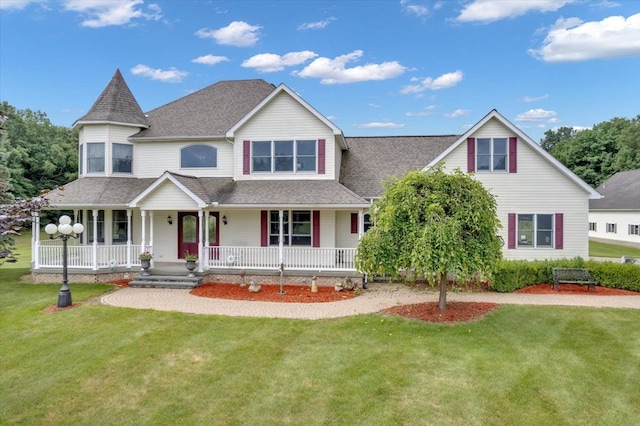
[490, 258, 640, 292]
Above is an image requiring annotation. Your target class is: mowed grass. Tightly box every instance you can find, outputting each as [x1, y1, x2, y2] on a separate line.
[1, 268, 639, 425]
[589, 239, 640, 258]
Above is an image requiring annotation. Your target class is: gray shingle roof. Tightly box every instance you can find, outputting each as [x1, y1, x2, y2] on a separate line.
[340, 135, 460, 198]
[132, 79, 276, 139]
[589, 169, 640, 210]
[45, 176, 368, 208]
[75, 69, 149, 127]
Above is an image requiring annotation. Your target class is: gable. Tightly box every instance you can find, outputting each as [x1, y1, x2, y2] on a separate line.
[134, 180, 202, 210]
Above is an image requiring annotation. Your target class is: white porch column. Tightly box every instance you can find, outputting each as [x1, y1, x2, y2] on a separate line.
[126, 209, 132, 267]
[358, 209, 365, 239]
[32, 211, 40, 267]
[278, 210, 284, 266]
[198, 210, 204, 272]
[149, 211, 154, 266]
[92, 209, 99, 270]
[140, 210, 147, 254]
[204, 211, 210, 269]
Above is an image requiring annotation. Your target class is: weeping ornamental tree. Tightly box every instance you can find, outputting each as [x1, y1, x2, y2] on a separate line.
[356, 167, 502, 310]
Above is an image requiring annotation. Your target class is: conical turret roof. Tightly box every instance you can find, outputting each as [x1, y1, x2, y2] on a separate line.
[74, 69, 149, 128]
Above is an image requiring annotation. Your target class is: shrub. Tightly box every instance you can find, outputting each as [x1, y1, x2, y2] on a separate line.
[490, 258, 639, 292]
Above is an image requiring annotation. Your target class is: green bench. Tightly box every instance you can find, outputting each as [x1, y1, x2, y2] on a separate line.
[552, 268, 597, 293]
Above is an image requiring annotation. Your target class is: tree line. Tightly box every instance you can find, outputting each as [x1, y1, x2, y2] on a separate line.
[540, 115, 640, 188]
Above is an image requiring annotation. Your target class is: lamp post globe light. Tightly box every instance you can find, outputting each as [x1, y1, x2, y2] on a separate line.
[45, 215, 84, 308]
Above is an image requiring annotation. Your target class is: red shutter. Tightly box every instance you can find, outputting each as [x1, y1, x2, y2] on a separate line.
[318, 139, 326, 174]
[313, 210, 320, 247]
[467, 138, 475, 173]
[508, 213, 516, 249]
[243, 140, 250, 175]
[509, 137, 517, 173]
[260, 210, 268, 247]
[555, 213, 564, 249]
[351, 213, 358, 234]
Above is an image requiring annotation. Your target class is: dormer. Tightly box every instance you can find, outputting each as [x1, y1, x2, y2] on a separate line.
[73, 69, 149, 177]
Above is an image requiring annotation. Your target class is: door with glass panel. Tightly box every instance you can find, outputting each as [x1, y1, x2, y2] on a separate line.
[178, 212, 198, 260]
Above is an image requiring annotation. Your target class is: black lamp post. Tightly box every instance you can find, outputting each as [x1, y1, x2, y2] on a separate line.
[45, 215, 84, 308]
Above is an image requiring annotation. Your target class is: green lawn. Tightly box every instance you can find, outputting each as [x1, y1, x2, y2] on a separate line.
[1, 268, 639, 425]
[589, 239, 640, 258]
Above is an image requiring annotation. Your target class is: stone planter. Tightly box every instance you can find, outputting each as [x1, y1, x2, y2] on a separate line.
[185, 260, 197, 277]
[140, 259, 151, 276]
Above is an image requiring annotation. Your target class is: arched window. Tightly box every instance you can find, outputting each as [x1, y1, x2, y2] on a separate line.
[181, 145, 217, 168]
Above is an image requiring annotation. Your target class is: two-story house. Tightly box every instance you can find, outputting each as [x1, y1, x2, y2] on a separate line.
[32, 69, 600, 284]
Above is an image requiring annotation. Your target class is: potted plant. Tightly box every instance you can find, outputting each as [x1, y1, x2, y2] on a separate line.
[139, 251, 152, 275]
[184, 251, 198, 277]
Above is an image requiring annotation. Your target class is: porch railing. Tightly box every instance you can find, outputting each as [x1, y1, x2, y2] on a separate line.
[207, 246, 357, 271]
[35, 242, 357, 272]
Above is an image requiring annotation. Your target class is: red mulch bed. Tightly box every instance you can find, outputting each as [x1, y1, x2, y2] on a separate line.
[191, 283, 356, 303]
[383, 302, 501, 323]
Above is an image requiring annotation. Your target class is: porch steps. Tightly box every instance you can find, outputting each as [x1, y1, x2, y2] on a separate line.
[129, 275, 203, 289]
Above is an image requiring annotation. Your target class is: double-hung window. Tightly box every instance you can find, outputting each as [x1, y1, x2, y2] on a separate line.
[518, 214, 553, 248]
[86, 210, 105, 243]
[87, 143, 105, 174]
[477, 138, 507, 172]
[113, 143, 133, 174]
[628, 224, 639, 236]
[589, 222, 597, 232]
[269, 210, 312, 246]
[252, 140, 317, 173]
[112, 210, 129, 243]
[606, 223, 617, 233]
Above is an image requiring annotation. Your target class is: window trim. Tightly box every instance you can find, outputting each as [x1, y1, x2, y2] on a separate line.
[476, 137, 508, 173]
[87, 142, 105, 174]
[112, 143, 133, 174]
[628, 224, 639, 236]
[589, 222, 597, 232]
[251, 140, 317, 174]
[517, 213, 555, 248]
[606, 223, 617, 234]
[268, 210, 313, 246]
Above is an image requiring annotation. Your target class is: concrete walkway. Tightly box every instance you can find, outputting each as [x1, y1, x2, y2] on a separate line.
[101, 283, 640, 320]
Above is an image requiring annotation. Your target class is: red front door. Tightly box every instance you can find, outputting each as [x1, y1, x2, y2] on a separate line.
[178, 212, 198, 260]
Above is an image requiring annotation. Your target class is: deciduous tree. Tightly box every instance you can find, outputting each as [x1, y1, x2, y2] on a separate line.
[356, 167, 502, 310]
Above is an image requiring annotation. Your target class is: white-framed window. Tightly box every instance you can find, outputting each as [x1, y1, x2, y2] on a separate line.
[269, 210, 311, 246]
[84, 209, 105, 243]
[606, 223, 617, 234]
[629, 224, 639, 236]
[476, 138, 507, 172]
[252, 140, 316, 173]
[87, 143, 105, 174]
[112, 143, 133, 174]
[518, 214, 554, 248]
[589, 222, 597, 232]
[181, 144, 217, 168]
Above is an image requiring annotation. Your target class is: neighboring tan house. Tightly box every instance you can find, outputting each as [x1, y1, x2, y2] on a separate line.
[589, 169, 640, 247]
[32, 69, 601, 283]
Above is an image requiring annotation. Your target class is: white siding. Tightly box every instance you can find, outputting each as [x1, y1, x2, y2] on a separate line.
[80, 124, 139, 177]
[442, 118, 591, 260]
[335, 211, 359, 248]
[218, 210, 261, 247]
[135, 140, 233, 178]
[319, 210, 336, 248]
[589, 210, 640, 245]
[234, 92, 338, 180]
[137, 181, 201, 210]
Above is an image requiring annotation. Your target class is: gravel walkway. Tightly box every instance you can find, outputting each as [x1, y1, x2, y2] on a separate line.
[101, 283, 640, 320]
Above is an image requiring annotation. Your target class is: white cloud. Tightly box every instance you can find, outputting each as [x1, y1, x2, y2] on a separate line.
[444, 109, 470, 118]
[292, 50, 406, 84]
[192, 55, 229, 66]
[298, 17, 336, 30]
[0, 0, 44, 10]
[514, 108, 557, 121]
[522, 94, 549, 103]
[242, 51, 318, 73]
[456, 0, 573, 23]
[356, 121, 406, 129]
[406, 105, 438, 116]
[400, 70, 463, 94]
[130, 64, 188, 83]
[529, 13, 640, 62]
[195, 21, 261, 47]
[401, 1, 429, 17]
[369, 103, 381, 108]
[63, 0, 162, 28]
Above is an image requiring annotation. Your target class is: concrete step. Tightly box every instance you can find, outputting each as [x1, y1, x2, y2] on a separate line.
[129, 274, 202, 289]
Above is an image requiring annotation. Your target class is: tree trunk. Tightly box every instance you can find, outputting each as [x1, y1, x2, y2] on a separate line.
[438, 273, 447, 311]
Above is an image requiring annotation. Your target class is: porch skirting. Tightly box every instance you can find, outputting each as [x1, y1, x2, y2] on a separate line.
[30, 268, 364, 287]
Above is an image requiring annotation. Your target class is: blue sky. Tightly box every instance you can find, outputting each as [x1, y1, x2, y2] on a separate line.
[1, 0, 639, 143]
